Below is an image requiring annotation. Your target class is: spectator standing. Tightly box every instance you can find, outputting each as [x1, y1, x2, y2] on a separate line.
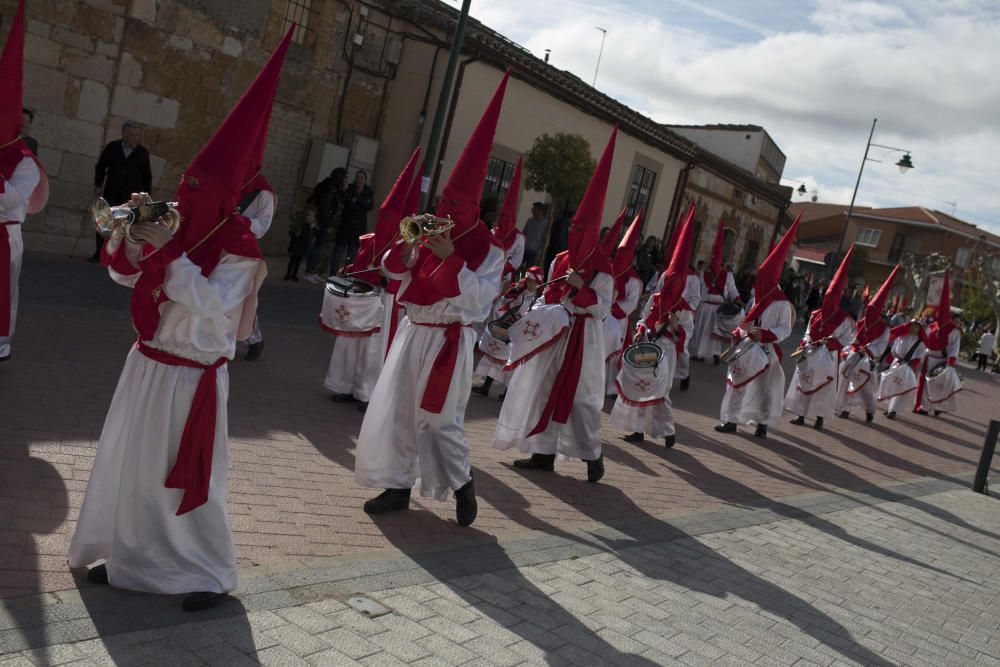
[303, 167, 346, 283]
[90, 121, 151, 263]
[21, 108, 36, 155]
[331, 170, 374, 275]
[544, 206, 571, 268]
[635, 235, 658, 286]
[977, 327, 995, 371]
[521, 201, 547, 266]
[285, 207, 315, 281]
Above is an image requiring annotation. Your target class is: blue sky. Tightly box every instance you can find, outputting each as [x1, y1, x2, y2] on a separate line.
[444, 0, 1000, 235]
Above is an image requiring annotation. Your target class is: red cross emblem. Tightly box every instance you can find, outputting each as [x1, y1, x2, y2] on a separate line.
[524, 321, 540, 338]
[487, 340, 502, 353]
[800, 369, 813, 385]
[892, 376, 903, 387]
[335, 304, 351, 320]
[636, 378, 651, 391]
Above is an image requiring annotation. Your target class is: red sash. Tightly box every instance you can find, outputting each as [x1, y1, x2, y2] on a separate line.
[527, 313, 592, 437]
[137, 341, 226, 516]
[0, 221, 16, 336]
[411, 320, 470, 414]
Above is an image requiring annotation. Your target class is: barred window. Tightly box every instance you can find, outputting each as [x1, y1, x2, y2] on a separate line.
[283, 0, 318, 47]
[856, 227, 881, 247]
[625, 164, 656, 220]
[482, 156, 517, 204]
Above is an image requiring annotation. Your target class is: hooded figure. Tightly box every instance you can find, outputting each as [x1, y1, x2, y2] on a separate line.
[69, 28, 291, 612]
[0, 0, 49, 361]
[785, 244, 857, 428]
[715, 214, 800, 438]
[493, 156, 526, 280]
[610, 203, 696, 447]
[914, 271, 962, 414]
[603, 208, 645, 395]
[321, 147, 421, 405]
[493, 127, 617, 483]
[690, 217, 742, 364]
[837, 264, 899, 421]
[354, 69, 509, 526]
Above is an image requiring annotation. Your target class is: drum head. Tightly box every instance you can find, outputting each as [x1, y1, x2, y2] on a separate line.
[623, 342, 663, 368]
[928, 363, 948, 378]
[488, 319, 511, 343]
[718, 301, 741, 317]
[326, 276, 380, 298]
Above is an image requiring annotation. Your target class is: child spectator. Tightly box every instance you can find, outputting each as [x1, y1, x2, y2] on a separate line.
[285, 207, 316, 281]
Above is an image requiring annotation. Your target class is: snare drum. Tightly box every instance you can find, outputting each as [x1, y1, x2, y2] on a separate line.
[720, 336, 756, 364]
[325, 276, 380, 298]
[622, 341, 664, 369]
[320, 278, 384, 336]
[726, 341, 768, 388]
[616, 339, 672, 405]
[925, 363, 962, 404]
[712, 301, 743, 340]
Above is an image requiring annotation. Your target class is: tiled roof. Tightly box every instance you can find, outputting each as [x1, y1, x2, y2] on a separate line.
[665, 123, 766, 132]
[793, 202, 1000, 246]
[793, 246, 828, 264]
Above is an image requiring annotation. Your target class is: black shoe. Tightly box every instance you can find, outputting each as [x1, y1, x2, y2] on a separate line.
[813, 417, 824, 430]
[291, 276, 299, 282]
[866, 412, 875, 423]
[513, 453, 555, 471]
[754, 424, 767, 438]
[331, 393, 355, 403]
[283, 275, 291, 281]
[455, 477, 477, 527]
[790, 416, 805, 426]
[692, 356, 703, 362]
[357, 402, 368, 413]
[182, 592, 227, 612]
[838, 411, 850, 419]
[473, 377, 493, 396]
[586, 455, 604, 483]
[886, 411, 897, 420]
[713, 355, 720, 366]
[934, 410, 941, 416]
[714, 422, 737, 433]
[244, 342, 263, 361]
[679, 377, 690, 391]
[363, 488, 411, 514]
[86, 564, 109, 585]
[86, 255, 100, 264]
[913, 409, 929, 416]
[623, 432, 645, 443]
[665, 435, 676, 448]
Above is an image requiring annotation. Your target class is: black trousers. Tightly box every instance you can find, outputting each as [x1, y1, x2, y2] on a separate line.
[286, 254, 303, 278]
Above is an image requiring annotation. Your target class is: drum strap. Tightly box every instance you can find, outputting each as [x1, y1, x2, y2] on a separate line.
[0, 221, 17, 336]
[528, 314, 592, 437]
[412, 321, 470, 414]
[236, 188, 262, 213]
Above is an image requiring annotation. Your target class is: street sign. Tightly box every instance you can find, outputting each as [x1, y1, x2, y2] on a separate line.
[926, 275, 945, 306]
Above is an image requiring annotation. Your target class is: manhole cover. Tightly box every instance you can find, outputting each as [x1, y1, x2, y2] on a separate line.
[347, 595, 391, 618]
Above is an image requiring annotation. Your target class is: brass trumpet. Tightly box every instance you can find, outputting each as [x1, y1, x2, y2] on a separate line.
[91, 196, 182, 244]
[399, 213, 455, 244]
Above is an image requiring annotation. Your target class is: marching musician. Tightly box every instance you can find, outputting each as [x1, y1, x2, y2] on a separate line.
[322, 149, 420, 409]
[837, 265, 899, 422]
[0, 0, 48, 364]
[715, 215, 800, 438]
[69, 30, 290, 611]
[784, 245, 857, 430]
[493, 128, 618, 483]
[473, 265, 542, 399]
[610, 204, 696, 448]
[878, 319, 926, 419]
[493, 157, 525, 287]
[353, 72, 509, 526]
[914, 271, 962, 416]
[690, 218, 741, 365]
[603, 210, 645, 396]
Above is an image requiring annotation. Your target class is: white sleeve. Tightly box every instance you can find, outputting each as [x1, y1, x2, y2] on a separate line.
[163, 253, 260, 319]
[868, 327, 890, 358]
[684, 275, 702, 311]
[761, 301, 794, 343]
[621, 276, 642, 314]
[581, 271, 614, 320]
[836, 317, 856, 347]
[445, 244, 505, 318]
[0, 158, 40, 215]
[724, 272, 740, 301]
[947, 329, 961, 358]
[547, 258, 559, 282]
[245, 191, 276, 239]
[508, 232, 525, 269]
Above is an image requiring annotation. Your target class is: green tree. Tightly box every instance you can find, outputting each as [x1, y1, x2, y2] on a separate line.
[524, 132, 596, 207]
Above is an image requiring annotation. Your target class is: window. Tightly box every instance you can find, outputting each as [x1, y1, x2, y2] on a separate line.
[283, 0, 318, 47]
[992, 256, 1000, 272]
[888, 232, 905, 262]
[722, 228, 736, 261]
[482, 156, 517, 205]
[625, 164, 656, 220]
[740, 240, 760, 275]
[955, 246, 971, 268]
[856, 227, 881, 247]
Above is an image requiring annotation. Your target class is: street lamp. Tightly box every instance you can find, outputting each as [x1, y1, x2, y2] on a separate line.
[780, 177, 815, 199]
[830, 118, 914, 279]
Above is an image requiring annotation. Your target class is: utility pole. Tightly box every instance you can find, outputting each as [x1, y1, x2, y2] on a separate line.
[421, 0, 472, 211]
[593, 27, 607, 88]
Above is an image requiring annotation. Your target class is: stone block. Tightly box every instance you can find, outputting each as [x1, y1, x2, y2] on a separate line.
[47, 180, 94, 212]
[221, 36, 243, 58]
[130, 0, 157, 23]
[72, 5, 118, 43]
[36, 147, 63, 178]
[60, 152, 98, 187]
[31, 112, 105, 159]
[25, 34, 61, 68]
[155, 0, 193, 34]
[26, 20, 51, 39]
[188, 16, 223, 49]
[77, 81, 109, 125]
[96, 41, 120, 58]
[23, 63, 68, 115]
[120, 22, 168, 65]
[50, 27, 94, 53]
[168, 35, 193, 51]
[60, 49, 115, 84]
[118, 52, 143, 87]
[148, 154, 167, 189]
[110, 85, 179, 129]
[39, 206, 87, 237]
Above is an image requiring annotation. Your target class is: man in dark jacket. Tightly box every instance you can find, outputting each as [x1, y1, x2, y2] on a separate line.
[90, 121, 151, 262]
[331, 169, 374, 274]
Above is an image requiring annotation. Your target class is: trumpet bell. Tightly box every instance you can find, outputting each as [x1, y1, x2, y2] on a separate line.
[90, 197, 182, 244]
[398, 213, 455, 244]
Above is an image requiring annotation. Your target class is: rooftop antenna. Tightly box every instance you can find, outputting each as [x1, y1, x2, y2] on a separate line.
[943, 201, 957, 216]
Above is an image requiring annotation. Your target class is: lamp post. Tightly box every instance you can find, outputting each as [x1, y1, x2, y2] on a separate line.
[593, 27, 607, 87]
[830, 118, 914, 279]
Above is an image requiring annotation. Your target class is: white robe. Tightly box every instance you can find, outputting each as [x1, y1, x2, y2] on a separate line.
[604, 275, 643, 395]
[69, 238, 261, 595]
[241, 189, 275, 345]
[354, 243, 505, 500]
[878, 333, 925, 413]
[0, 157, 42, 358]
[918, 328, 962, 413]
[323, 289, 390, 402]
[719, 300, 794, 426]
[836, 326, 890, 415]
[691, 272, 740, 359]
[474, 289, 533, 386]
[784, 316, 855, 419]
[494, 270, 614, 461]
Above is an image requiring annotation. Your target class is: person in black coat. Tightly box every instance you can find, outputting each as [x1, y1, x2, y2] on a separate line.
[90, 121, 152, 262]
[330, 170, 374, 275]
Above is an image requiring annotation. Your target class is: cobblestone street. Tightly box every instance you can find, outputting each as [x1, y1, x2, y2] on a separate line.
[2, 254, 999, 666]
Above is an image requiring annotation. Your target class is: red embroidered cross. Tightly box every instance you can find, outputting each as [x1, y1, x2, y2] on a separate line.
[488, 340, 501, 353]
[524, 321, 540, 338]
[636, 379, 651, 391]
[335, 305, 351, 320]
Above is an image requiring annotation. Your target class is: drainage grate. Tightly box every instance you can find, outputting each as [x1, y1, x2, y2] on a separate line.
[347, 595, 392, 618]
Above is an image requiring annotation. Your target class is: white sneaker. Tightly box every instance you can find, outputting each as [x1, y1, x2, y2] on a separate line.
[304, 273, 318, 284]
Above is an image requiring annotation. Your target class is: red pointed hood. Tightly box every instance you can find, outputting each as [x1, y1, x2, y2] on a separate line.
[373, 147, 420, 259]
[494, 155, 522, 249]
[857, 264, 898, 344]
[657, 203, 695, 314]
[707, 216, 726, 292]
[436, 68, 510, 237]
[404, 158, 424, 218]
[0, 0, 46, 213]
[600, 207, 627, 256]
[936, 270, 952, 329]
[743, 213, 800, 324]
[569, 127, 617, 270]
[613, 208, 643, 277]
[808, 243, 853, 338]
